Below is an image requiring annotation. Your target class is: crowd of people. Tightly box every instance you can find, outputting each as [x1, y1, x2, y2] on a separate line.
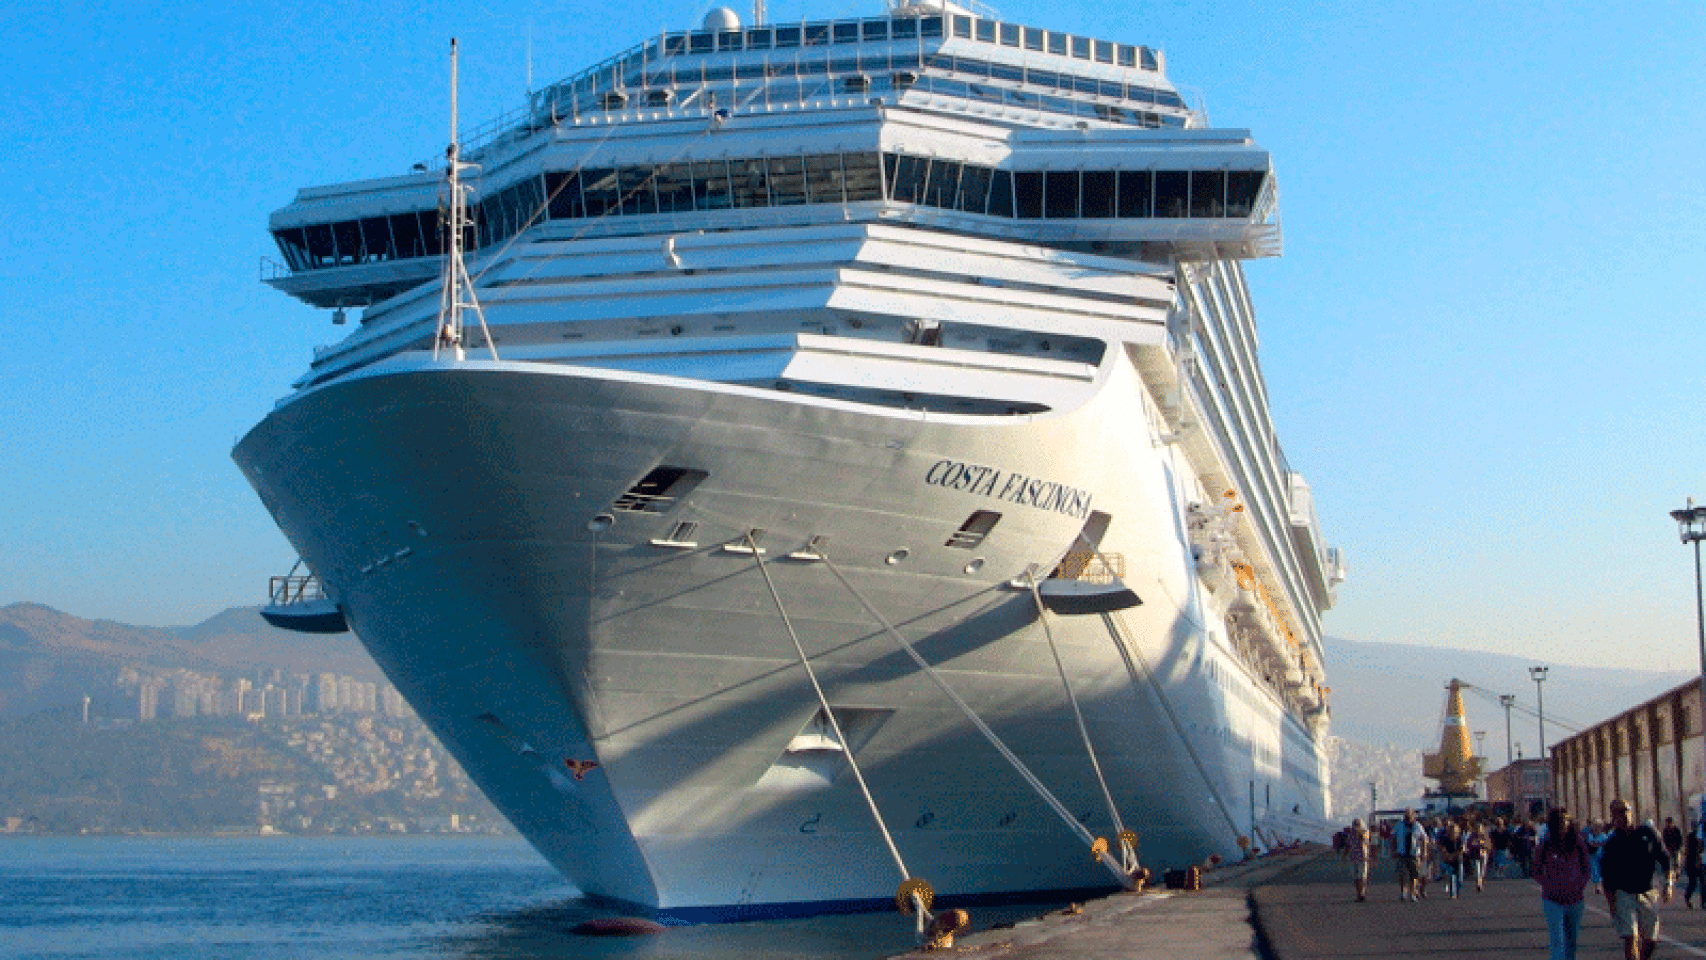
[1335, 803, 1705, 960]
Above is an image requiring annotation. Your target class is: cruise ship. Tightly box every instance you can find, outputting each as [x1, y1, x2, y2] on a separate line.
[236, 0, 1345, 921]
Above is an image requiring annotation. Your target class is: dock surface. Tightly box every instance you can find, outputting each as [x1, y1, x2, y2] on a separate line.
[892, 849, 1706, 959]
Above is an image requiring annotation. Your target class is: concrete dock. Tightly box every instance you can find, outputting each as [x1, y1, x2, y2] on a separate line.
[890, 848, 1706, 959]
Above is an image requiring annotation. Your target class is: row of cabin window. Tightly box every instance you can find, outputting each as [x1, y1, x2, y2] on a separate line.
[648, 15, 1154, 70]
[549, 50, 1181, 116]
[887, 155, 1266, 220]
[271, 152, 1264, 271]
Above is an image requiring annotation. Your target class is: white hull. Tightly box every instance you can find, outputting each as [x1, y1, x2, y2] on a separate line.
[235, 343, 1327, 917]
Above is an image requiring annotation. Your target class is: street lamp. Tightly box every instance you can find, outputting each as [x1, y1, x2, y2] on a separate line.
[1500, 694, 1517, 766]
[1531, 666, 1549, 806]
[1671, 499, 1706, 824]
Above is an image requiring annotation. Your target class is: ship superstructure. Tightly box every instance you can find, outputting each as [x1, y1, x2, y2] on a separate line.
[239, 0, 1344, 919]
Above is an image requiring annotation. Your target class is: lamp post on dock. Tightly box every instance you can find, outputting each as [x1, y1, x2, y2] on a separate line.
[1501, 694, 1516, 766]
[1670, 500, 1706, 822]
[1530, 666, 1549, 806]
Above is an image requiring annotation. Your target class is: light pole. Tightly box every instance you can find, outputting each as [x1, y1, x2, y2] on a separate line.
[1671, 499, 1706, 824]
[1531, 666, 1549, 807]
[1500, 694, 1517, 766]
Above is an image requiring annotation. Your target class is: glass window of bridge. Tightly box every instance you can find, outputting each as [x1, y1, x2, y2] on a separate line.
[805, 23, 830, 45]
[842, 152, 883, 201]
[1014, 171, 1044, 218]
[1045, 170, 1078, 218]
[1117, 45, 1136, 68]
[580, 168, 621, 217]
[1189, 170, 1225, 218]
[1071, 36, 1090, 59]
[974, 19, 995, 42]
[1226, 170, 1265, 218]
[1023, 27, 1044, 51]
[999, 23, 1019, 46]
[717, 30, 743, 51]
[955, 163, 992, 215]
[1081, 170, 1115, 218]
[545, 171, 585, 220]
[689, 31, 714, 53]
[862, 20, 887, 41]
[729, 159, 769, 208]
[654, 164, 695, 213]
[358, 217, 393, 261]
[1047, 32, 1067, 55]
[1154, 170, 1189, 217]
[1117, 170, 1152, 218]
[620, 167, 658, 216]
[747, 27, 773, 49]
[951, 14, 971, 37]
[767, 155, 808, 205]
[1094, 40, 1114, 63]
[663, 34, 687, 55]
[923, 157, 960, 208]
[893, 18, 918, 40]
[1141, 47, 1159, 70]
[887, 153, 926, 204]
[835, 21, 860, 43]
[774, 25, 801, 47]
[273, 227, 308, 271]
[803, 155, 844, 204]
[389, 211, 427, 258]
[330, 219, 362, 264]
[987, 167, 1014, 217]
[690, 160, 733, 210]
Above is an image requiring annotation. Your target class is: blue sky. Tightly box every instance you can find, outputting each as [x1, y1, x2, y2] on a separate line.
[1, 0, 1701, 673]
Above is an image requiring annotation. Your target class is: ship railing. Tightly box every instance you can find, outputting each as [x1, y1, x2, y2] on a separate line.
[268, 574, 329, 607]
[1051, 550, 1124, 584]
[259, 255, 291, 282]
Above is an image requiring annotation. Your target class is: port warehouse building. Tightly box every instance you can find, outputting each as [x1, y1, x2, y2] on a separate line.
[1551, 676, 1706, 828]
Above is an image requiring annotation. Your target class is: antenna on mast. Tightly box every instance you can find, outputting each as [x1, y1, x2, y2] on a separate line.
[434, 37, 498, 362]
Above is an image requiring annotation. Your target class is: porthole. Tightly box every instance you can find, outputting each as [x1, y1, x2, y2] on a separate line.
[963, 558, 985, 574]
[886, 549, 910, 565]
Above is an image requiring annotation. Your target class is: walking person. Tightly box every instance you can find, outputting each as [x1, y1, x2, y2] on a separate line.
[1600, 799, 1671, 960]
[1347, 818, 1373, 902]
[1663, 817, 1684, 885]
[1587, 819, 1609, 892]
[1391, 808, 1425, 902]
[1467, 822, 1490, 892]
[1437, 821, 1464, 899]
[1683, 822, 1704, 909]
[1491, 817, 1512, 879]
[1534, 807, 1592, 960]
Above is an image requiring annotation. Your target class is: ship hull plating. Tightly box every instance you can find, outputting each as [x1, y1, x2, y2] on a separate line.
[234, 347, 1326, 916]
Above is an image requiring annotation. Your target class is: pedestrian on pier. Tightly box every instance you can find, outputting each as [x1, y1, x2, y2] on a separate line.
[1682, 822, 1703, 908]
[1587, 819, 1609, 892]
[1391, 808, 1425, 902]
[1467, 822, 1490, 892]
[1437, 821, 1464, 899]
[1600, 799, 1671, 960]
[1534, 807, 1591, 960]
[1491, 817, 1512, 878]
[1347, 818, 1372, 902]
[1662, 817, 1684, 885]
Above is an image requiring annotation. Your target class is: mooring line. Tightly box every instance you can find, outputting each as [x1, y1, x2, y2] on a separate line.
[820, 553, 1132, 886]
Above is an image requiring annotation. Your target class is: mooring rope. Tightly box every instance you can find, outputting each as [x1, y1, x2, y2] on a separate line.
[820, 553, 1132, 887]
[746, 534, 913, 883]
[1026, 575, 1125, 839]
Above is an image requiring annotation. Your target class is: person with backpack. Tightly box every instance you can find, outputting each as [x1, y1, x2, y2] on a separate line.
[1534, 807, 1592, 960]
[1600, 800, 1671, 960]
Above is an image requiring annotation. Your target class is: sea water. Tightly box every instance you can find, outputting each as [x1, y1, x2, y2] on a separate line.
[0, 836, 1069, 959]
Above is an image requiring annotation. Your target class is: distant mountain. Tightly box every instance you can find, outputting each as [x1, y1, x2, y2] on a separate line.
[1322, 635, 1689, 754]
[0, 603, 381, 717]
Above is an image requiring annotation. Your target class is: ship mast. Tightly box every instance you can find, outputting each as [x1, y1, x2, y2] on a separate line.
[434, 38, 498, 362]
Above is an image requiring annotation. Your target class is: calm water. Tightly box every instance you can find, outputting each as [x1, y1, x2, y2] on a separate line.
[0, 836, 1066, 959]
